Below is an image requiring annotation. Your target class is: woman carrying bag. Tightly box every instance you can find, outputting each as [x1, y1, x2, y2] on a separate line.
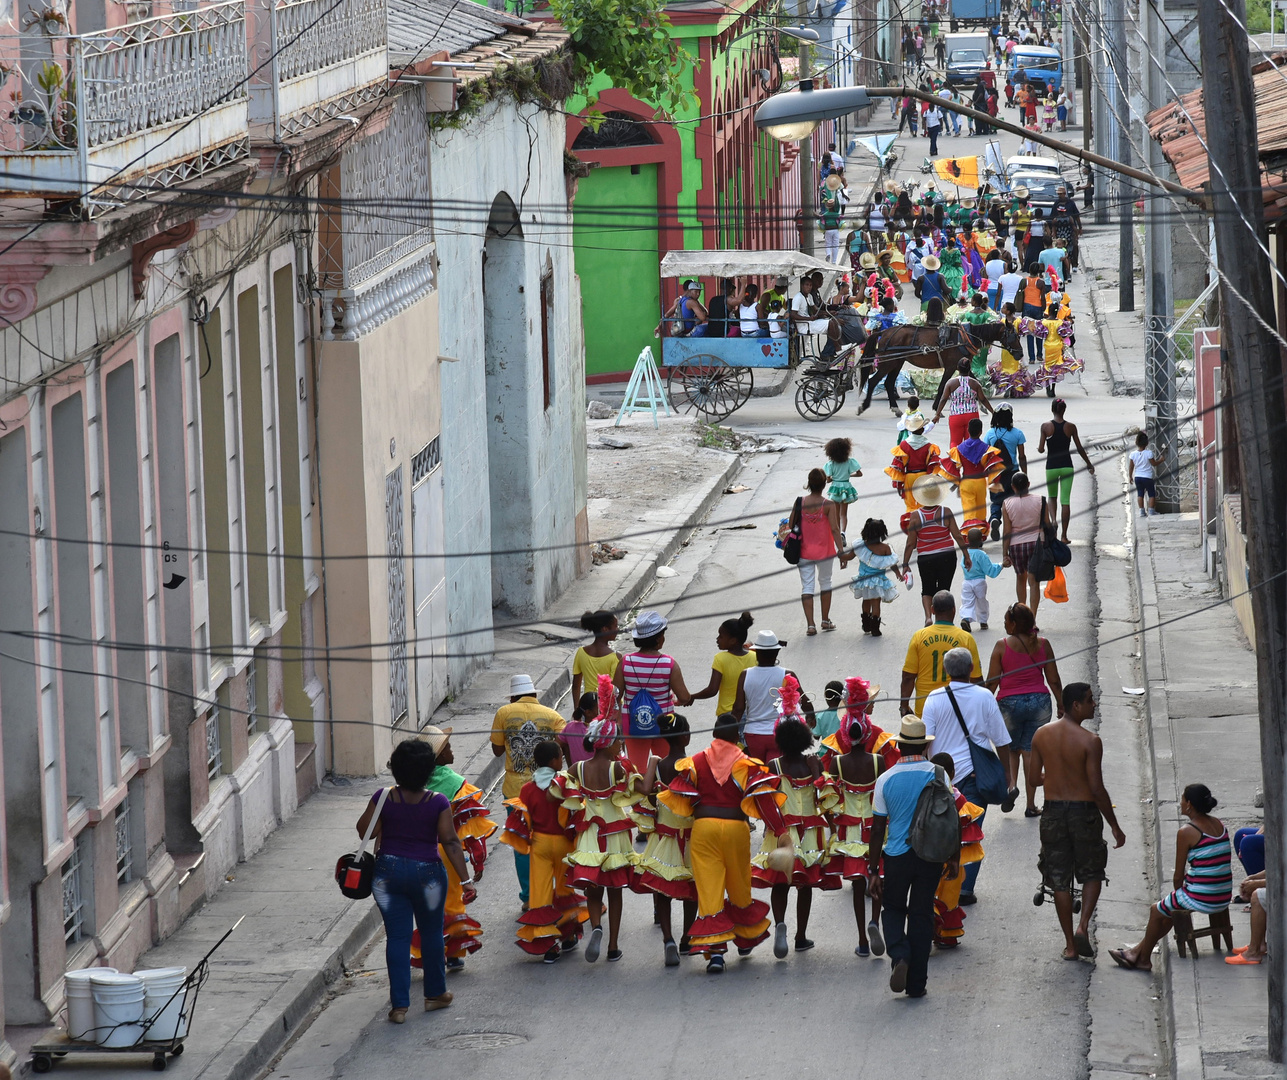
[355, 738, 475, 1024]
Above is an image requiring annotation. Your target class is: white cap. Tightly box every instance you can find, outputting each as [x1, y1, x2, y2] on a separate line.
[510, 674, 536, 697]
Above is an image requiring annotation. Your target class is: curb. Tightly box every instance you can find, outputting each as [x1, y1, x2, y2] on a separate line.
[1131, 516, 1201, 1080]
[1081, 238, 1134, 398]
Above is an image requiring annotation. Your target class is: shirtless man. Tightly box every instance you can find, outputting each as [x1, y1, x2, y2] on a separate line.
[1029, 683, 1126, 960]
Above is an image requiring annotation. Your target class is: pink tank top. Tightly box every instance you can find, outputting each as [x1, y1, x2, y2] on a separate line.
[799, 501, 837, 562]
[997, 638, 1050, 698]
[622, 652, 674, 711]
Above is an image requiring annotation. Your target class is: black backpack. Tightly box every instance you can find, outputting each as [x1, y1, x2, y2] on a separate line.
[909, 766, 961, 863]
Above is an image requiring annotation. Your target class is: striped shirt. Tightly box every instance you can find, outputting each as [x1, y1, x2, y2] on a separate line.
[1181, 829, 1233, 911]
[621, 652, 674, 712]
[912, 506, 955, 556]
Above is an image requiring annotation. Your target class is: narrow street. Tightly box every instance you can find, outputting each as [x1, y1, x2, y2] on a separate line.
[259, 121, 1165, 1079]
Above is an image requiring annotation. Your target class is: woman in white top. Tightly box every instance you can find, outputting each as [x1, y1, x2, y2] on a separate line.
[738, 283, 767, 338]
[866, 203, 887, 249]
[1001, 472, 1049, 615]
[732, 631, 808, 764]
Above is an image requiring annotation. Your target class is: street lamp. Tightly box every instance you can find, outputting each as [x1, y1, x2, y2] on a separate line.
[754, 79, 871, 141]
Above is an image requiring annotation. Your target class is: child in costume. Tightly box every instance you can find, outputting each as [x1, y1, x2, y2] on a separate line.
[634, 715, 698, 966]
[930, 754, 985, 948]
[886, 412, 944, 512]
[849, 517, 901, 637]
[941, 416, 1006, 531]
[661, 713, 789, 973]
[552, 675, 644, 963]
[824, 696, 888, 957]
[499, 740, 588, 962]
[752, 680, 840, 958]
[823, 437, 863, 535]
[818, 676, 899, 770]
[411, 726, 497, 973]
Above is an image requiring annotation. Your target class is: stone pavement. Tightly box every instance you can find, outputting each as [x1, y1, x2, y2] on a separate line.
[1081, 235, 1275, 1080]
[15, 418, 744, 1080]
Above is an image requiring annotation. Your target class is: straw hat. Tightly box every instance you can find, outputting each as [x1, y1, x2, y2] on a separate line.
[910, 473, 950, 506]
[921, 255, 941, 271]
[884, 179, 902, 195]
[896, 715, 935, 745]
[1013, 185, 1030, 200]
[859, 252, 878, 269]
[422, 725, 453, 756]
[904, 410, 927, 432]
[765, 845, 796, 873]
[825, 173, 845, 191]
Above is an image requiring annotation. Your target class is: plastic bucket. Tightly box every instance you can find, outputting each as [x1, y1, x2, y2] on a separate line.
[90, 972, 146, 1048]
[137, 967, 188, 1041]
[65, 968, 115, 1041]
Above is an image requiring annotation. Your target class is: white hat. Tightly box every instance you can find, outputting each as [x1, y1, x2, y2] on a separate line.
[510, 674, 536, 697]
[750, 629, 786, 651]
[633, 610, 668, 638]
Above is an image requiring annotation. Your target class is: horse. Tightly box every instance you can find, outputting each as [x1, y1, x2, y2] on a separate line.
[856, 321, 1022, 414]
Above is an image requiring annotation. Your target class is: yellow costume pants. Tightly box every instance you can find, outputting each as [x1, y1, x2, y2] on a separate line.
[516, 831, 587, 954]
[687, 818, 771, 953]
[903, 470, 928, 512]
[958, 476, 989, 527]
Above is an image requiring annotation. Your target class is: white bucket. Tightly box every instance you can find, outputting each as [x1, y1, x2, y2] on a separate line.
[65, 968, 116, 1041]
[137, 967, 188, 1041]
[90, 972, 146, 1048]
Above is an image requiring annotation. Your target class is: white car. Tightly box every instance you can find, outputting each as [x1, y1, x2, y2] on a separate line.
[1005, 154, 1063, 179]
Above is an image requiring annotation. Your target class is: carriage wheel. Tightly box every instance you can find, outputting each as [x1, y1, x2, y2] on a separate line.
[794, 374, 844, 421]
[667, 357, 753, 421]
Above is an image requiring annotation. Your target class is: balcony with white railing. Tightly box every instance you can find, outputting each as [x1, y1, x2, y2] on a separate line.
[0, 2, 250, 212]
[247, 0, 387, 140]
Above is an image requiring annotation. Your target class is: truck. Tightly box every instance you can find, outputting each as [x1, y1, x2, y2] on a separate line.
[1010, 44, 1063, 92]
[949, 0, 1000, 27]
[943, 30, 993, 84]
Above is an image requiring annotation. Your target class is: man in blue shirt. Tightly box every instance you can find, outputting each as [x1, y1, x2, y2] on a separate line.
[869, 716, 957, 998]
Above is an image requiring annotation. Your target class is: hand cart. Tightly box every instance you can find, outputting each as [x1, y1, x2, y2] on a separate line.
[30, 916, 244, 1073]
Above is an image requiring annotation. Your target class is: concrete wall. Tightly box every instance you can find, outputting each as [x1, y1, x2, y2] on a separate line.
[432, 99, 586, 682]
[317, 292, 442, 774]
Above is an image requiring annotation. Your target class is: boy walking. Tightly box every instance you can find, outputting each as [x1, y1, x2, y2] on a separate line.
[959, 528, 1003, 632]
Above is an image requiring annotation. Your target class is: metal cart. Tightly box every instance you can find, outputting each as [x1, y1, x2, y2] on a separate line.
[30, 917, 243, 1073]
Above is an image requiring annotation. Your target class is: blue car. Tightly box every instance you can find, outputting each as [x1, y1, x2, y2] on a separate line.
[1010, 46, 1062, 92]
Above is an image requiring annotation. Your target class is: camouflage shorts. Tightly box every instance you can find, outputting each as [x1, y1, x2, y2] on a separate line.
[1039, 801, 1107, 891]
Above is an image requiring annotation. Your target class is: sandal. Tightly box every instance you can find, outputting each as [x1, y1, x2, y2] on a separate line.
[1025, 806, 1043, 818]
[821, 620, 837, 632]
[807, 625, 818, 636]
[1226, 952, 1263, 965]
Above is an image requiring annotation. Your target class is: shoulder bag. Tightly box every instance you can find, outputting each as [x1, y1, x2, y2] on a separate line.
[781, 497, 803, 565]
[335, 787, 389, 899]
[944, 685, 1009, 806]
[1028, 497, 1057, 582]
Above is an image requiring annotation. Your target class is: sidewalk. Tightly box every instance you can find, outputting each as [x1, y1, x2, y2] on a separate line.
[16, 415, 743, 1080]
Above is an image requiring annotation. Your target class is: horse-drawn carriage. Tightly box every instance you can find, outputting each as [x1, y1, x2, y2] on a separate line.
[658, 249, 852, 422]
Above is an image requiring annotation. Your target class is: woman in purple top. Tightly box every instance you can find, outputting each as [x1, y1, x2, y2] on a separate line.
[356, 738, 474, 1023]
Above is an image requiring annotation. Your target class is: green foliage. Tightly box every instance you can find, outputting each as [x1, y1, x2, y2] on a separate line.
[1246, 0, 1279, 33]
[547, 0, 695, 119]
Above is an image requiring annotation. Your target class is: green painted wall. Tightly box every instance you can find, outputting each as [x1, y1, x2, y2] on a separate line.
[574, 163, 662, 378]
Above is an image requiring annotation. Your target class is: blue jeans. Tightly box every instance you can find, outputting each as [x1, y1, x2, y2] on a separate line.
[998, 692, 1053, 751]
[1022, 303, 1043, 363]
[1235, 828, 1265, 876]
[514, 849, 530, 903]
[372, 854, 447, 1007]
[957, 773, 987, 895]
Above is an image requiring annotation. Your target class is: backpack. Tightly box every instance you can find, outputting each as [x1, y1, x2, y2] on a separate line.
[909, 766, 961, 863]
[627, 687, 663, 738]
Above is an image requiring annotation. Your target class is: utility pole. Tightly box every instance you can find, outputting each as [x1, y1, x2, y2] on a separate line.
[1197, 0, 1287, 1062]
[1143, 0, 1176, 510]
[1090, 0, 1110, 225]
[1105, 0, 1134, 310]
[1062, 7, 1076, 126]
[1074, 7, 1091, 150]
[798, 0, 816, 257]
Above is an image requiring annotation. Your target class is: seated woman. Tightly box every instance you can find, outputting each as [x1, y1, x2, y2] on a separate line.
[1110, 784, 1231, 972]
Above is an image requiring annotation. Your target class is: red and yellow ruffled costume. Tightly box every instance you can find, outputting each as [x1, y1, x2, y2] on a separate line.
[661, 745, 787, 956]
[553, 759, 644, 889]
[933, 788, 986, 946]
[940, 437, 1005, 533]
[752, 766, 841, 889]
[886, 438, 944, 512]
[411, 769, 496, 966]
[821, 720, 901, 772]
[822, 753, 884, 879]
[632, 783, 697, 901]
[499, 786, 589, 955]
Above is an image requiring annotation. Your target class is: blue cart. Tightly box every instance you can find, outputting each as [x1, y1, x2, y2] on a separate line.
[658, 249, 844, 421]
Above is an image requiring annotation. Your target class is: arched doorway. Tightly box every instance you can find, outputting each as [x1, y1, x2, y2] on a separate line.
[482, 192, 534, 615]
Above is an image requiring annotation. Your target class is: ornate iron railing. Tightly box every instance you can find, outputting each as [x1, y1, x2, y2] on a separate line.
[0, 3, 249, 211]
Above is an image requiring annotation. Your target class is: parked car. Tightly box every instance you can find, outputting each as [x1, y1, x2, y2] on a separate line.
[1008, 171, 1063, 212]
[1005, 155, 1062, 179]
[945, 47, 991, 86]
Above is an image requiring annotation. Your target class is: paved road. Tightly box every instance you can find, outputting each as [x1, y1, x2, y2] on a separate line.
[264, 120, 1152, 1080]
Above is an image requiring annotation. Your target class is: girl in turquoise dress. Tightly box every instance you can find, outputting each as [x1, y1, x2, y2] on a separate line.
[848, 518, 902, 636]
[823, 437, 863, 534]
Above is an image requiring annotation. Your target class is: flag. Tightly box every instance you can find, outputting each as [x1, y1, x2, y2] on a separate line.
[856, 134, 899, 161]
[933, 155, 980, 190]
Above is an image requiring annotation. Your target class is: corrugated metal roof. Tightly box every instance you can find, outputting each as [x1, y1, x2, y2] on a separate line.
[1146, 53, 1287, 219]
[387, 0, 531, 61]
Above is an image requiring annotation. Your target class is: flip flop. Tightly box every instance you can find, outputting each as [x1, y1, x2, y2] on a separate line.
[1109, 948, 1142, 971]
[1226, 952, 1263, 965]
[1073, 931, 1094, 957]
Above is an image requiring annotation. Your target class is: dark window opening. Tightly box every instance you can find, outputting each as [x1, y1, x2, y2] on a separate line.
[571, 112, 660, 150]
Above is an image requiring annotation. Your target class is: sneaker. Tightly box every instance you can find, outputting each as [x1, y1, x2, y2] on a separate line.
[560, 937, 579, 952]
[542, 945, 562, 964]
[445, 957, 465, 973]
[585, 926, 603, 963]
[388, 1008, 408, 1024]
[868, 920, 886, 957]
[890, 958, 909, 993]
[990, 519, 1001, 542]
[1140, 508, 1147, 518]
[774, 922, 789, 959]
[706, 954, 726, 974]
[855, 943, 871, 957]
[795, 938, 815, 952]
[959, 892, 977, 906]
[678, 937, 692, 956]
[606, 949, 624, 962]
[664, 940, 680, 967]
[737, 946, 754, 959]
[1001, 786, 1020, 813]
[425, 993, 453, 1012]
[979, 622, 989, 630]
[960, 619, 972, 632]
